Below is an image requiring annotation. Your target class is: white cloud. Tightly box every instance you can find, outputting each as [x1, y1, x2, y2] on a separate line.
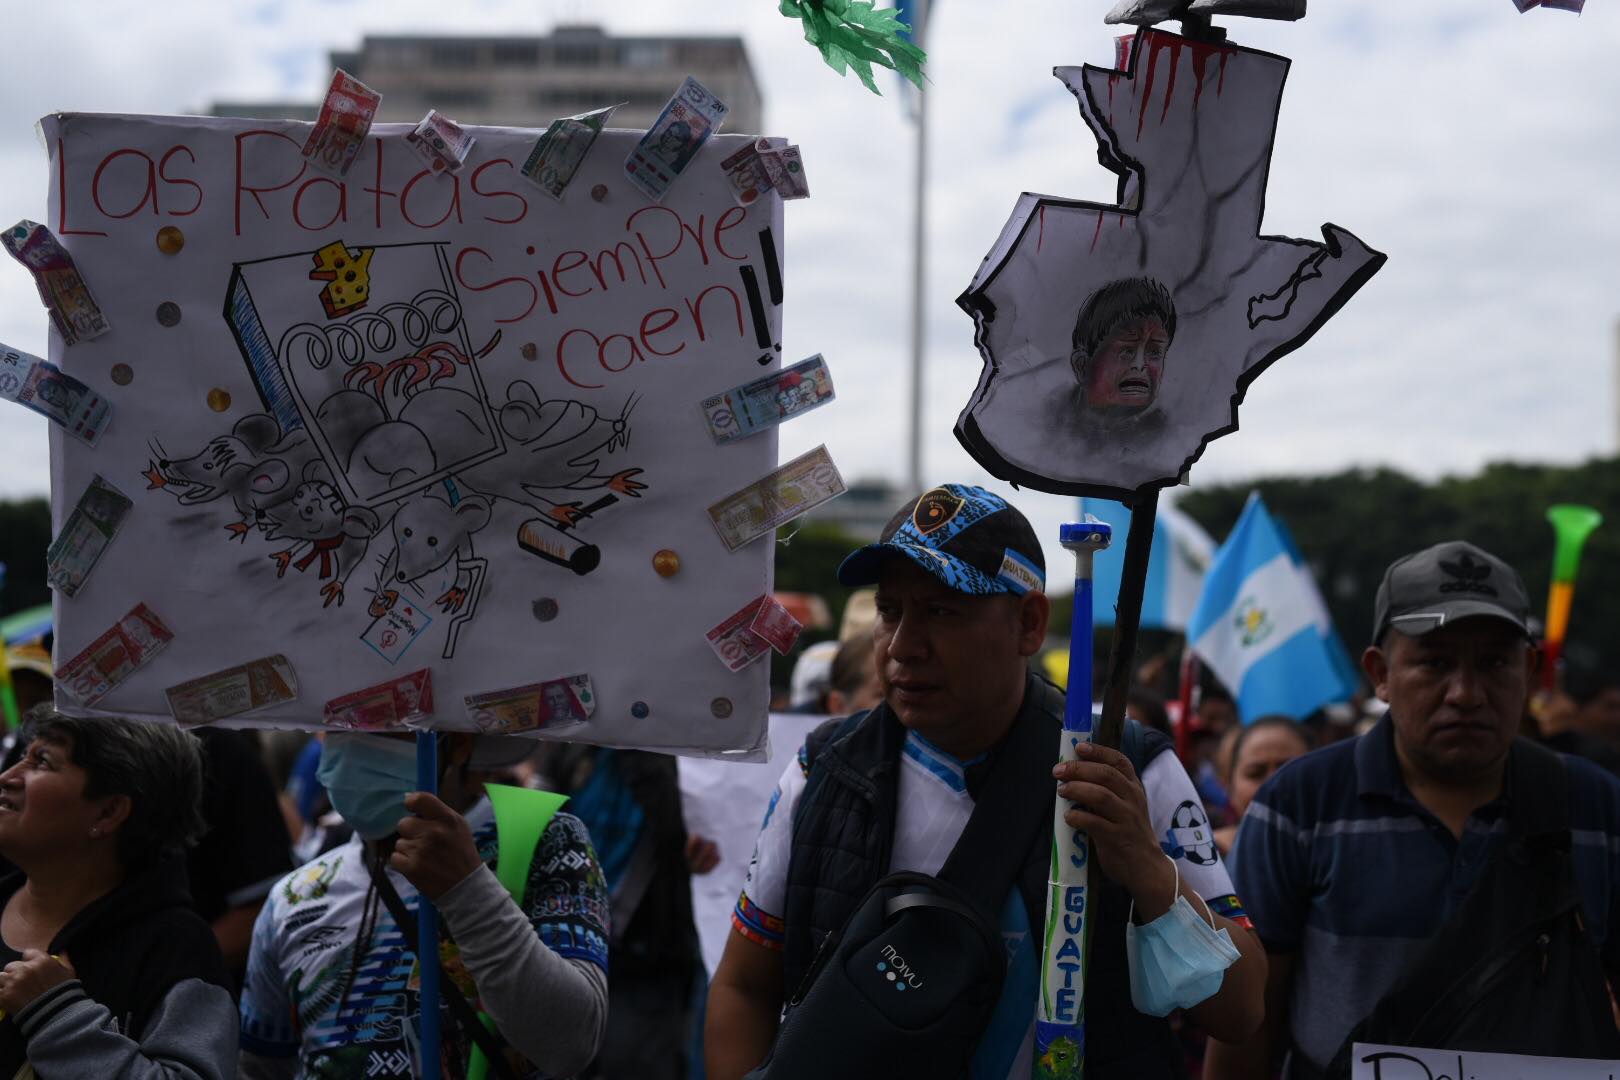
[1, 0, 1617, 579]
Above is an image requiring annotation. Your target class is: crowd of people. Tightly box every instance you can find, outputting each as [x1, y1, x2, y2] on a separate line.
[0, 481, 1617, 1078]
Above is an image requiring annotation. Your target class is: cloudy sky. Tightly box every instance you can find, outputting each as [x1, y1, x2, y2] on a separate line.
[1, 0, 1617, 574]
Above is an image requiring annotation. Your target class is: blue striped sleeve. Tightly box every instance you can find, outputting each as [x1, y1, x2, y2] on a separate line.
[1230, 786, 1312, 952]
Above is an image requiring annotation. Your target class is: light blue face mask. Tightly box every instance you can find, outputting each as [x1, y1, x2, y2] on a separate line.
[1125, 857, 1241, 1016]
[315, 732, 419, 842]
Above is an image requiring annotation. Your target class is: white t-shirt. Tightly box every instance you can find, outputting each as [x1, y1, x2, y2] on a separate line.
[733, 724, 1246, 1080]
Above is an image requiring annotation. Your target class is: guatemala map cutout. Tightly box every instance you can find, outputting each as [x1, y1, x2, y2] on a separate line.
[956, 28, 1386, 498]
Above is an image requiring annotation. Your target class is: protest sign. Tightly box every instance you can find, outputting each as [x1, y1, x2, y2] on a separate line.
[678, 711, 825, 977]
[1352, 1043, 1619, 1079]
[38, 112, 792, 756]
[955, 26, 1387, 1075]
[956, 28, 1384, 499]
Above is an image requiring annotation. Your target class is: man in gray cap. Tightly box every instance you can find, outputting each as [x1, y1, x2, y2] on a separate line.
[1208, 541, 1620, 1078]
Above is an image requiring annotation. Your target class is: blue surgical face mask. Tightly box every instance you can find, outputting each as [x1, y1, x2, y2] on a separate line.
[1124, 858, 1241, 1016]
[316, 733, 419, 841]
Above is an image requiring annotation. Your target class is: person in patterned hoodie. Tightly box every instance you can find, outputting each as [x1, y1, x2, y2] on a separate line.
[240, 732, 609, 1079]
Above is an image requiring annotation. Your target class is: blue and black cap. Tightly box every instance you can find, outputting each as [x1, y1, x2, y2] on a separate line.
[836, 484, 1045, 597]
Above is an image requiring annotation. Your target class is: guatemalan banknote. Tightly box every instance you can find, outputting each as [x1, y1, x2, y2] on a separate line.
[624, 76, 727, 202]
[324, 669, 434, 730]
[706, 445, 846, 552]
[57, 603, 174, 705]
[166, 655, 298, 725]
[702, 355, 835, 444]
[47, 474, 132, 596]
[465, 674, 595, 734]
[522, 104, 620, 199]
[2, 220, 110, 344]
[0, 341, 110, 445]
[301, 69, 380, 179]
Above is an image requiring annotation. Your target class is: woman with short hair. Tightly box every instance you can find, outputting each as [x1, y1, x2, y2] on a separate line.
[0, 710, 236, 1078]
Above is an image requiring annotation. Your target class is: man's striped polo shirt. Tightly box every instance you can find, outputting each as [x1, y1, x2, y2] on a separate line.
[1230, 716, 1620, 1074]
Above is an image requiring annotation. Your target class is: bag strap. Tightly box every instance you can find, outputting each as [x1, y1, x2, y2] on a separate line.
[1502, 737, 1571, 840]
[937, 679, 1057, 915]
[1320, 739, 1580, 1077]
[366, 858, 524, 1080]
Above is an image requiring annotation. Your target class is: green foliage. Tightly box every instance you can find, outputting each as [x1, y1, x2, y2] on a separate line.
[0, 497, 50, 616]
[778, 0, 927, 94]
[769, 520, 866, 692]
[1178, 459, 1620, 679]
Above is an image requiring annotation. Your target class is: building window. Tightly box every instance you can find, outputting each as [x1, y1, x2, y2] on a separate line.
[492, 42, 539, 66]
[553, 44, 601, 65]
[536, 88, 627, 109]
[678, 42, 736, 67]
[428, 87, 491, 108]
[622, 41, 671, 68]
[429, 43, 480, 68]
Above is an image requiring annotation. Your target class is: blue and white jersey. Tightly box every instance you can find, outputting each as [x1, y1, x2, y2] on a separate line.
[241, 798, 608, 1079]
[736, 727, 1242, 1080]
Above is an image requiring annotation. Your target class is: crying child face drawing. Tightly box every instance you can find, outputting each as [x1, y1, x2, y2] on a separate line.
[1068, 277, 1176, 415]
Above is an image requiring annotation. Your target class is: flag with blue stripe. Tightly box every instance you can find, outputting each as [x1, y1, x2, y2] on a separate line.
[1080, 499, 1215, 631]
[895, 0, 930, 111]
[1186, 494, 1356, 722]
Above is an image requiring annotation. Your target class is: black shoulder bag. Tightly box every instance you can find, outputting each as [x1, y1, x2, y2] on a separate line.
[745, 702, 1055, 1080]
[1318, 739, 1620, 1078]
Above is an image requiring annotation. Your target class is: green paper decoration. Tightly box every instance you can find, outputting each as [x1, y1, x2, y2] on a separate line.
[779, 0, 928, 94]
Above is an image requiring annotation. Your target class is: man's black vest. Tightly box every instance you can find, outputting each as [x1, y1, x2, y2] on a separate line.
[782, 674, 1185, 1078]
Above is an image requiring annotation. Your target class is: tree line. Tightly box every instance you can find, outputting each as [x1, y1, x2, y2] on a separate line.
[7, 457, 1619, 692]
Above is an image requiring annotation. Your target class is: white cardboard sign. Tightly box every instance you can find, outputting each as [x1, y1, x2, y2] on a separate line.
[956, 28, 1384, 498]
[40, 112, 790, 757]
[1353, 1043, 1620, 1079]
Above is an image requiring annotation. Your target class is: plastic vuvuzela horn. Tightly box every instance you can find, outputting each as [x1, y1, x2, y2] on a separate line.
[1542, 504, 1602, 691]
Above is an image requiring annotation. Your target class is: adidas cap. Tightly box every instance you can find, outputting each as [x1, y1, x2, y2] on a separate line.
[1372, 540, 1531, 642]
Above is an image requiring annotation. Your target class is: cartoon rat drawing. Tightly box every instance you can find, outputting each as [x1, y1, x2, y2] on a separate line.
[492, 381, 646, 525]
[257, 461, 382, 608]
[145, 414, 318, 540]
[365, 484, 492, 619]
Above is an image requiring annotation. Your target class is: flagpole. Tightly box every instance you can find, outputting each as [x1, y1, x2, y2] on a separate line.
[1037, 518, 1111, 1080]
[906, 0, 929, 495]
[1095, 488, 1159, 750]
[1174, 650, 1199, 767]
[0, 567, 19, 732]
[416, 732, 442, 1080]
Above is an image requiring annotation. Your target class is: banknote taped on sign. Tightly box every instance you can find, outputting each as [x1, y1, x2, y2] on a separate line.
[956, 28, 1385, 498]
[38, 111, 795, 757]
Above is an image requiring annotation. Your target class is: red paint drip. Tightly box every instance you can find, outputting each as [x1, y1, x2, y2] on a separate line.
[1136, 37, 1164, 140]
[1160, 39, 1184, 124]
[1038, 205, 1046, 253]
[1091, 211, 1105, 253]
[1190, 46, 1209, 110]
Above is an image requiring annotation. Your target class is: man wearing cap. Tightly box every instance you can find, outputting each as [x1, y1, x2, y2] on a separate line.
[706, 485, 1266, 1079]
[1207, 541, 1620, 1078]
[239, 732, 609, 1079]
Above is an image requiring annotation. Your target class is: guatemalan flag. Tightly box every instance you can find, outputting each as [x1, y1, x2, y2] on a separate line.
[1081, 499, 1216, 631]
[1185, 494, 1358, 722]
